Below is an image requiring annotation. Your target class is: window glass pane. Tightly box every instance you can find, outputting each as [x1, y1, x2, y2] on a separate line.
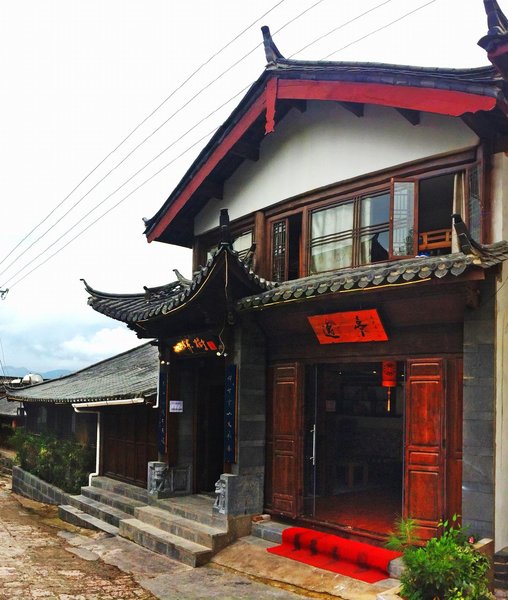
[360, 193, 390, 264]
[468, 165, 481, 241]
[360, 231, 389, 263]
[310, 202, 354, 273]
[232, 230, 252, 259]
[361, 193, 390, 227]
[392, 182, 416, 256]
[272, 220, 287, 282]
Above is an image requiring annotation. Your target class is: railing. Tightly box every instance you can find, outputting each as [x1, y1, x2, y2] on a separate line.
[418, 228, 452, 252]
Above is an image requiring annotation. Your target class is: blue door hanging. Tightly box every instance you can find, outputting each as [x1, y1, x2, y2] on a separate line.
[224, 364, 237, 463]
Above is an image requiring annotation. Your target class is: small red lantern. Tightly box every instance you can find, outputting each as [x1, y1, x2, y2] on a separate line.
[382, 361, 397, 388]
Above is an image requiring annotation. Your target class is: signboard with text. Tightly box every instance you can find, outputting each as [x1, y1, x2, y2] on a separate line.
[171, 336, 221, 356]
[224, 364, 237, 463]
[308, 309, 388, 344]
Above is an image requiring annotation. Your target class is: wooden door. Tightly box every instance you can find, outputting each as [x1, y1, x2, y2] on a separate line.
[269, 363, 303, 518]
[102, 405, 158, 487]
[404, 358, 446, 540]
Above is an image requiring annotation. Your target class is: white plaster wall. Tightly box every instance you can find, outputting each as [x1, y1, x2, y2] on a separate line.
[492, 152, 508, 550]
[195, 101, 478, 235]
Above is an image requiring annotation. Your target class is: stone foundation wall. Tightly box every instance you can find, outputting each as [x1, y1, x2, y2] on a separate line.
[12, 466, 70, 505]
[0, 455, 13, 475]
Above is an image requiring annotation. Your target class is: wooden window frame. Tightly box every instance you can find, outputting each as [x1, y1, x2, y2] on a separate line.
[265, 147, 486, 280]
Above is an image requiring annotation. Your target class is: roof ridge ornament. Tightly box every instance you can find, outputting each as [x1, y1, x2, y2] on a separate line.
[478, 0, 508, 79]
[219, 208, 233, 248]
[452, 213, 485, 256]
[261, 25, 285, 64]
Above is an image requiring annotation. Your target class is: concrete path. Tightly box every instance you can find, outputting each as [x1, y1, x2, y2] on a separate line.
[0, 473, 304, 600]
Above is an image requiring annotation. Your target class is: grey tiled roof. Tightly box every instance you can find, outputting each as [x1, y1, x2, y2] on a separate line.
[0, 397, 22, 417]
[237, 243, 508, 311]
[84, 246, 274, 325]
[6, 343, 158, 404]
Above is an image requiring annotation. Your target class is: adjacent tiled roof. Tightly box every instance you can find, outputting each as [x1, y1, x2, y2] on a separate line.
[6, 343, 158, 404]
[83, 245, 275, 325]
[237, 243, 508, 311]
[0, 397, 22, 417]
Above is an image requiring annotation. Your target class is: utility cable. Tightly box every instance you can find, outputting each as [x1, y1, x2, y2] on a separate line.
[0, 81, 253, 289]
[321, 0, 438, 60]
[0, 0, 328, 284]
[0, 0, 288, 271]
[6, 125, 222, 291]
[288, 0, 395, 58]
[3, 0, 433, 290]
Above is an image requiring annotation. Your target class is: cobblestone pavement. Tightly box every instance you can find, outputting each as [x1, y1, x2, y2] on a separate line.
[0, 474, 304, 600]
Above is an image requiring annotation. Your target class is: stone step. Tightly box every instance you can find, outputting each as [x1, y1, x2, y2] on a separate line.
[58, 504, 119, 536]
[134, 505, 230, 552]
[68, 494, 131, 528]
[89, 476, 149, 504]
[153, 495, 224, 528]
[81, 485, 146, 516]
[119, 518, 212, 567]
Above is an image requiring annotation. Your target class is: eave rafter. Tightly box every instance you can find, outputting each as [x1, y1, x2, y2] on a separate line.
[337, 101, 364, 117]
[396, 107, 420, 125]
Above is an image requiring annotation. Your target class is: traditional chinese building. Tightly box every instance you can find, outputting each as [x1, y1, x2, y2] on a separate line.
[84, 1, 508, 551]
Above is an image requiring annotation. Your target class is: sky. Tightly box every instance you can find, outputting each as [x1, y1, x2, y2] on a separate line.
[0, 0, 501, 374]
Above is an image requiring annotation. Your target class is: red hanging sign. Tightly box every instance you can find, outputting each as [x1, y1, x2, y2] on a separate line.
[308, 309, 388, 344]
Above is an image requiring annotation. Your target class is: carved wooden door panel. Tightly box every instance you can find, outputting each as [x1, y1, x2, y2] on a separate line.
[270, 363, 303, 518]
[404, 358, 446, 540]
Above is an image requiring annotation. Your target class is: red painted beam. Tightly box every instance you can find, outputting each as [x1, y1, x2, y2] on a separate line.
[147, 92, 267, 242]
[148, 76, 498, 242]
[276, 79, 497, 117]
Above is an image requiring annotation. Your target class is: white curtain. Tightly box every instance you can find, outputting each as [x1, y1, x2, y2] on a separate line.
[452, 171, 465, 253]
[310, 203, 353, 273]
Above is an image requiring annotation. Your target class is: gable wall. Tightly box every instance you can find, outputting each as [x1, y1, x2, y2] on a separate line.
[194, 100, 478, 235]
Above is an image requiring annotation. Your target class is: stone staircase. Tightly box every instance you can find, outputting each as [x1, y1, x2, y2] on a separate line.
[59, 476, 232, 567]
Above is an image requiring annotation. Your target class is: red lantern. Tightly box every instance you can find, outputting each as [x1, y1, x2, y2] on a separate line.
[382, 361, 397, 387]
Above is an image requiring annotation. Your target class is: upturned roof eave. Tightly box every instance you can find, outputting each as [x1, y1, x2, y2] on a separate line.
[143, 57, 505, 246]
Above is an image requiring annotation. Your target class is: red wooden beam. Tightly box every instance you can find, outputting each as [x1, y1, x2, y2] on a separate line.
[147, 92, 267, 242]
[276, 79, 496, 117]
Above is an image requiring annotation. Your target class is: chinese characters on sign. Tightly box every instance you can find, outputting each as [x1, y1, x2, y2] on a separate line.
[158, 371, 167, 455]
[224, 364, 237, 463]
[172, 336, 220, 355]
[307, 309, 388, 344]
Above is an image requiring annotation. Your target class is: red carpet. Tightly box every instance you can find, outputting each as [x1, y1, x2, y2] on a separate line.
[267, 527, 401, 583]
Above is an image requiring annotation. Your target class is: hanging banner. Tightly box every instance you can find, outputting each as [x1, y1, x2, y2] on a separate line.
[158, 370, 167, 455]
[308, 309, 388, 344]
[224, 364, 238, 463]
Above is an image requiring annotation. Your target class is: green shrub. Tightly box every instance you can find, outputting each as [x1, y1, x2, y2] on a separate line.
[11, 428, 94, 494]
[387, 516, 493, 600]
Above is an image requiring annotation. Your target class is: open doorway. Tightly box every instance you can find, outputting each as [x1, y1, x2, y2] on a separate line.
[303, 362, 404, 535]
[194, 358, 225, 493]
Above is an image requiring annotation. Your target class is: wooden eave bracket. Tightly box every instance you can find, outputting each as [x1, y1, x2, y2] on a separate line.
[395, 107, 421, 125]
[231, 139, 260, 161]
[198, 178, 224, 200]
[337, 101, 364, 117]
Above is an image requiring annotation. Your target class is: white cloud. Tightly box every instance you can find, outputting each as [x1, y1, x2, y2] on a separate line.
[61, 327, 143, 361]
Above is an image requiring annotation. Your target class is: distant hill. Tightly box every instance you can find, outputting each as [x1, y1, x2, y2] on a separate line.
[3, 366, 72, 380]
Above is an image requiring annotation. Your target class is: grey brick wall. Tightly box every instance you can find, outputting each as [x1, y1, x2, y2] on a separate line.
[12, 466, 70, 505]
[462, 277, 495, 540]
[233, 317, 267, 479]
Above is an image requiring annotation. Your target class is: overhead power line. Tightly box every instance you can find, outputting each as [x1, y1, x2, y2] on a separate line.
[0, 0, 326, 283]
[321, 0, 438, 60]
[288, 0, 395, 58]
[0, 0, 289, 272]
[0, 0, 328, 286]
[4, 0, 436, 292]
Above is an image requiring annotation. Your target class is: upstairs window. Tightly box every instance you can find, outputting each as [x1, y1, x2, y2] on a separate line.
[310, 191, 395, 274]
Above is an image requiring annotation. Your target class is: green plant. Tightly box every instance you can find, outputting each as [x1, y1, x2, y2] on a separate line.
[11, 428, 94, 494]
[387, 516, 493, 600]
